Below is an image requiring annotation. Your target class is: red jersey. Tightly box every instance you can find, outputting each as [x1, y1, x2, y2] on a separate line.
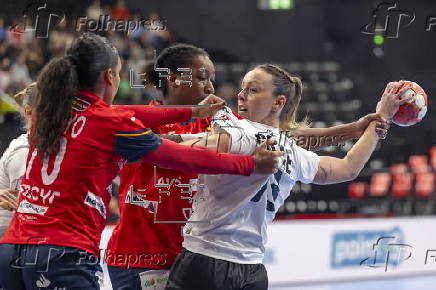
[0, 91, 191, 256]
[106, 102, 211, 269]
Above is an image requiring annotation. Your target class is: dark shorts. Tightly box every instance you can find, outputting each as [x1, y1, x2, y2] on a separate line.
[108, 265, 170, 290]
[0, 244, 103, 290]
[165, 248, 268, 290]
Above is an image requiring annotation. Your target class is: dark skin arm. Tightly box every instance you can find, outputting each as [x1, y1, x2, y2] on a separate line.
[159, 134, 183, 143]
[290, 113, 390, 151]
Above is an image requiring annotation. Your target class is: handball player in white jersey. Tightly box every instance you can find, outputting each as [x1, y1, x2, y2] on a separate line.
[165, 64, 410, 290]
[0, 83, 35, 237]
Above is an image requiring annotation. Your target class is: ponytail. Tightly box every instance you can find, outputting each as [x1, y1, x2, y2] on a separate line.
[33, 57, 78, 156]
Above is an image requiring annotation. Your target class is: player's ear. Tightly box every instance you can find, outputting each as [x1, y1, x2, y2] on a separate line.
[168, 72, 180, 88]
[24, 104, 32, 117]
[272, 95, 286, 112]
[104, 68, 114, 86]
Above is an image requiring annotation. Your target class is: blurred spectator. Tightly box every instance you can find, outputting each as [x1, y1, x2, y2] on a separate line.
[9, 51, 31, 85]
[0, 18, 6, 42]
[48, 20, 74, 57]
[111, 0, 130, 20]
[86, 0, 103, 20]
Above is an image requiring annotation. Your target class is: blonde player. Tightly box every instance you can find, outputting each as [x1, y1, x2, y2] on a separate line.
[165, 64, 411, 290]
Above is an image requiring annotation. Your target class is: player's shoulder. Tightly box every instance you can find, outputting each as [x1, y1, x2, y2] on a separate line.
[89, 103, 137, 126]
[9, 133, 29, 150]
[2, 134, 29, 159]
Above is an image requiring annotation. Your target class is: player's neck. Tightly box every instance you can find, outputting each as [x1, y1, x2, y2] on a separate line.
[260, 116, 279, 129]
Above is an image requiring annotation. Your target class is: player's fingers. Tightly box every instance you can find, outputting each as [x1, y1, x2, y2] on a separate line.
[2, 193, 17, 205]
[266, 138, 278, 146]
[256, 140, 269, 153]
[396, 83, 413, 97]
[384, 82, 396, 95]
[271, 150, 284, 158]
[0, 200, 15, 211]
[375, 128, 388, 138]
[7, 190, 18, 196]
[209, 101, 226, 111]
[376, 121, 390, 130]
[397, 94, 414, 105]
[201, 94, 226, 105]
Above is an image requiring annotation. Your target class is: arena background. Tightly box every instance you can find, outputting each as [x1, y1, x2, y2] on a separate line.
[1, 0, 436, 289]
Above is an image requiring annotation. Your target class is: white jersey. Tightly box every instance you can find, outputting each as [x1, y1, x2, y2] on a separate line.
[183, 107, 320, 264]
[0, 133, 29, 235]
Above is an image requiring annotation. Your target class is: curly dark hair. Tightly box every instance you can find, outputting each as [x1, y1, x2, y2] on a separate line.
[145, 43, 209, 96]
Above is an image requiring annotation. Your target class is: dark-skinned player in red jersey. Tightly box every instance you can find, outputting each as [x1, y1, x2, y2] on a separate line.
[105, 44, 390, 290]
[0, 33, 282, 290]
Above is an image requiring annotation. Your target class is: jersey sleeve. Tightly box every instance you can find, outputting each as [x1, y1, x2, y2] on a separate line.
[114, 115, 162, 162]
[211, 107, 254, 155]
[286, 140, 320, 184]
[112, 105, 192, 128]
[2, 143, 29, 189]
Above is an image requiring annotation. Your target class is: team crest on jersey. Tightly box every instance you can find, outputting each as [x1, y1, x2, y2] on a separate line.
[72, 97, 91, 112]
[84, 191, 106, 218]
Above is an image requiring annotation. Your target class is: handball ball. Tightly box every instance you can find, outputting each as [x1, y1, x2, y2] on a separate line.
[392, 81, 428, 127]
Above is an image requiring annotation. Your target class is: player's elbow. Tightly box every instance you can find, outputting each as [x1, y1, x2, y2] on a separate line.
[347, 170, 360, 181]
[344, 161, 361, 181]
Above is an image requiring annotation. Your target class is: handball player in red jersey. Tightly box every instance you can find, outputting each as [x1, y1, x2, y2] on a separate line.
[0, 33, 282, 290]
[105, 44, 390, 290]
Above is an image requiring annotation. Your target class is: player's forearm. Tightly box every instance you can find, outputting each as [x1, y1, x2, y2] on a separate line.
[292, 124, 355, 151]
[141, 139, 253, 176]
[343, 121, 379, 177]
[113, 105, 192, 128]
[159, 133, 208, 144]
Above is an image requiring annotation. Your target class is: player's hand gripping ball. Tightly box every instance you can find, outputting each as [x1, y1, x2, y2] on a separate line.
[392, 81, 428, 127]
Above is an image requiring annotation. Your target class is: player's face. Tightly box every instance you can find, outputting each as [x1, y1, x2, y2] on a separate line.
[103, 57, 122, 105]
[238, 68, 276, 123]
[169, 55, 215, 105]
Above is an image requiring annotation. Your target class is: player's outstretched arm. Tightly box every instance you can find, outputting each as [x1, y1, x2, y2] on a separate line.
[312, 81, 411, 185]
[291, 114, 389, 151]
[140, 138, 282, 176]
[113, 94, 225, 128]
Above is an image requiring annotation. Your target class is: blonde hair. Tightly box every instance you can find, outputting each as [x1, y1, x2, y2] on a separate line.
[13, 82, 37, 107]
[255, 64, 309, 131]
